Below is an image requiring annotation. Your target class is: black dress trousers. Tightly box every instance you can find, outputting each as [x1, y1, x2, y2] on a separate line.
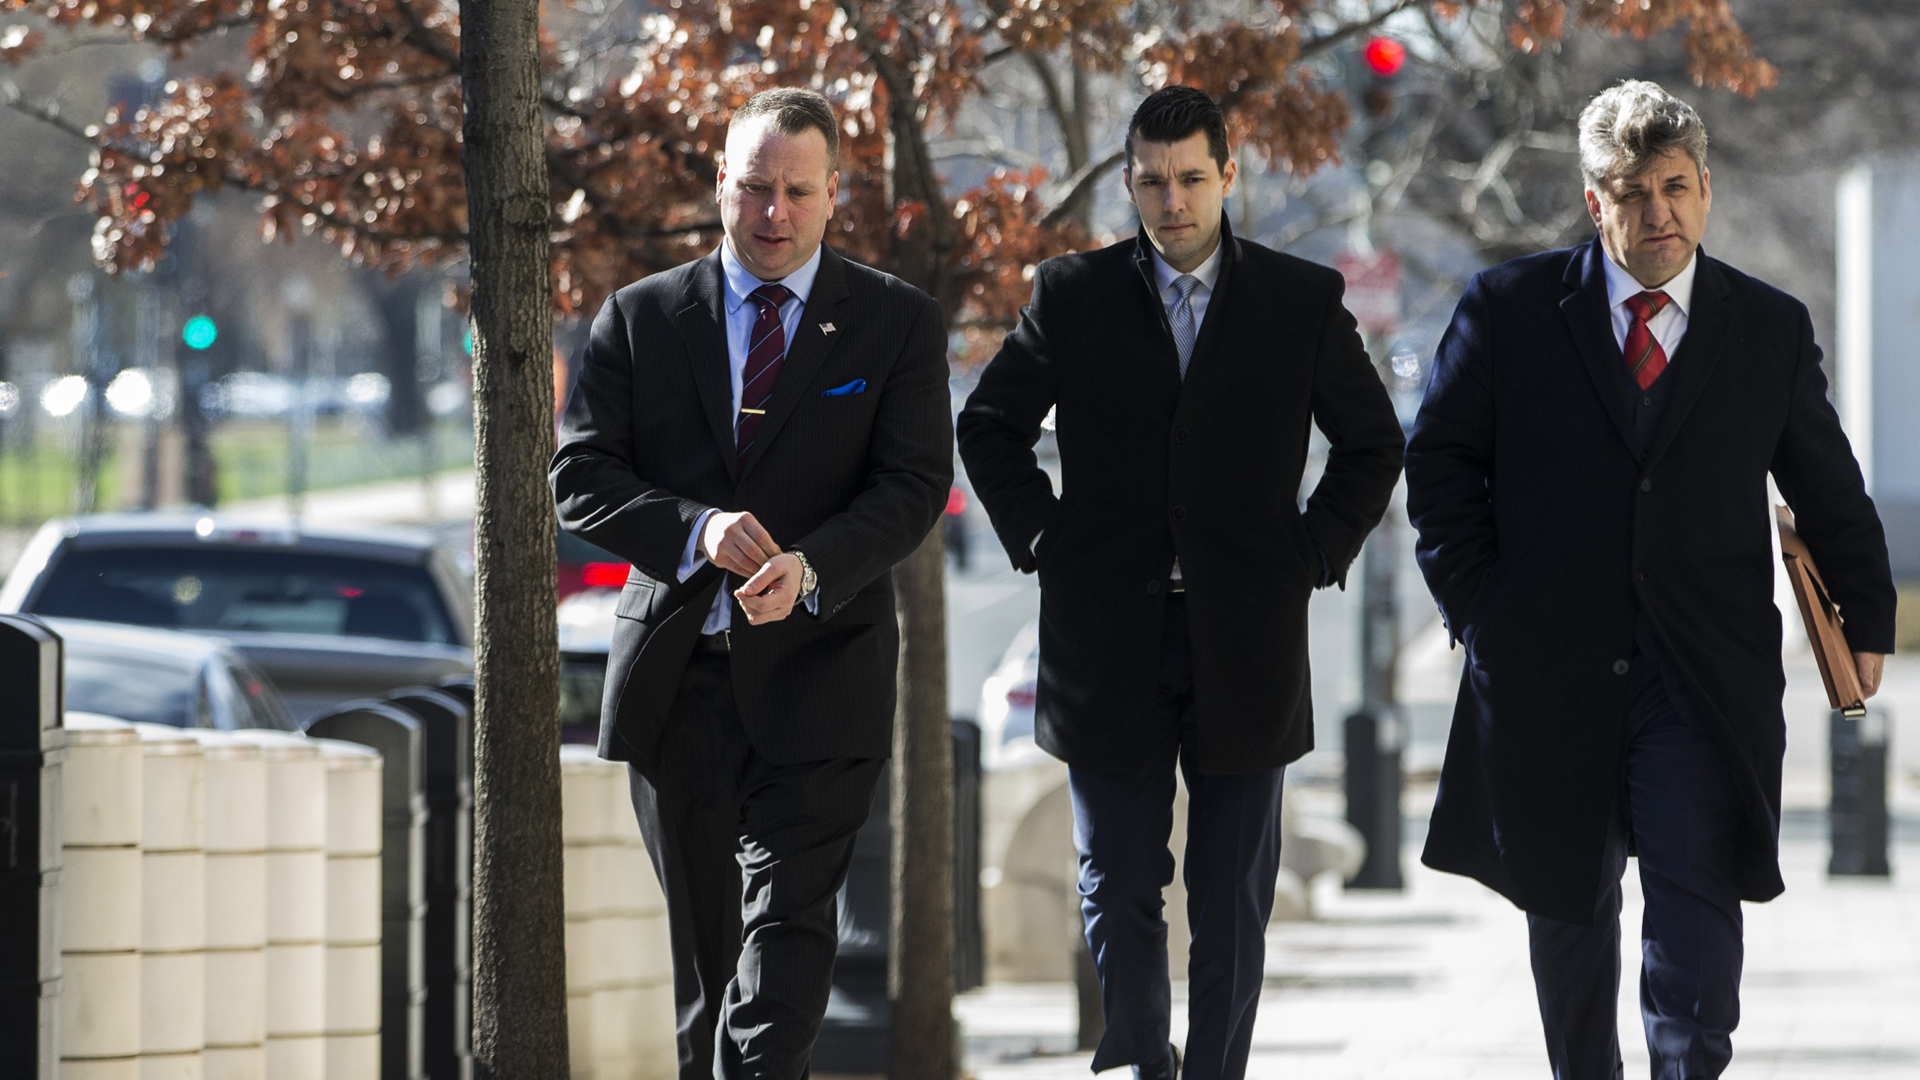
[628, 650, 884, 1080]
[1526, 658, 1745, 1080]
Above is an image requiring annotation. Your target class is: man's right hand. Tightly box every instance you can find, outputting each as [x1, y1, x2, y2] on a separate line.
[700, 511, 781, 576]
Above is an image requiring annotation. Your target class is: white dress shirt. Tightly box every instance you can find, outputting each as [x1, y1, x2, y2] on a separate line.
[1602, 248, 1696, 360]
[1150, 237, 1225, 333]
[677, 239, 824, 633]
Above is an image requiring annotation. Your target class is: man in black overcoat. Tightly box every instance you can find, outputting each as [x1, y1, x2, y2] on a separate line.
[1406, 80, 1895, 1080]
[959, 87, 1404, 1080]
[550, 89, 952, 1078]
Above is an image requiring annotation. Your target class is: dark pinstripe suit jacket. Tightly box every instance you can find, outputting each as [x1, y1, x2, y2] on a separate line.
[551, 245, 953, 767]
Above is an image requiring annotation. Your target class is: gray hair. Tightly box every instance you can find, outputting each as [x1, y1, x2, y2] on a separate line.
[1577, 80, 1708, 189]
[730, 88, 840, 174]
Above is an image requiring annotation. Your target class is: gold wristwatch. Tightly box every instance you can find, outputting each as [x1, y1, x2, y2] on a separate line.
[790, 549, 818, 596]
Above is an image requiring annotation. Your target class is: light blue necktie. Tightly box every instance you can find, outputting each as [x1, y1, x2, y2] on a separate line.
[1170, 274, 1200, 378]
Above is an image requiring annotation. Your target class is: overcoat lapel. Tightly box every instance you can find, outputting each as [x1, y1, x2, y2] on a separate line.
[737, 246, 853, 479]
[1183, 215, 1240, 378]
[1643, 253, 1734, 469]
[1559, 238, 1639, 456]
[672, 250, 740, 483]
[1130, 239, 1184, 395]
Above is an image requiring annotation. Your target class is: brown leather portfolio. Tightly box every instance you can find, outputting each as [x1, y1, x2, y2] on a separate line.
[1774, 505, 1867, 717]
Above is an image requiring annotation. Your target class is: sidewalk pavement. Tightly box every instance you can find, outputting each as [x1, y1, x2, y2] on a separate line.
[956, 791, 1920, 1079]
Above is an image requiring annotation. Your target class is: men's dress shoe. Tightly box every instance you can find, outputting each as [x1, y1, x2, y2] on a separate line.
[1138, 1043, 1180, 1080]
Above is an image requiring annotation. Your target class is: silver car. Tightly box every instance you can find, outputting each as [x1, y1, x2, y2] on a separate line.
[47, 615, 299, 730]
[2, 512, 473, 722]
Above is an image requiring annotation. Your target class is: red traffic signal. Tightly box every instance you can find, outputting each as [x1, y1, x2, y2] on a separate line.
[1364, 37, 1406, 78]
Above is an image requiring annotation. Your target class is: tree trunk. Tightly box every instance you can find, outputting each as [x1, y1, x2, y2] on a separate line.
[459, 0, 570, 1074]
[871, 58, 960, 1080]
[888, 527, 955, 1079]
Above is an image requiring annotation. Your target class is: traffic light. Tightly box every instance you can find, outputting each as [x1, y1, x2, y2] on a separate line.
[1362, 36, 1405, 119]
[182, 315, 218, 350]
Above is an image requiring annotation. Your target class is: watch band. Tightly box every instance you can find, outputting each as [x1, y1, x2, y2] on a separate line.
[790, 549, 818, 596]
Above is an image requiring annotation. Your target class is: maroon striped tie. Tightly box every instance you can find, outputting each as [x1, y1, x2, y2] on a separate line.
[1624, 290, 1672, 390]
[736, 282, 794, 465]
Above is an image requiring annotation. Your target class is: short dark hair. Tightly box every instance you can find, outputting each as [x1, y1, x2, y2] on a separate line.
[730, 88, 841, 173]
[1125, 86, 1230, 173]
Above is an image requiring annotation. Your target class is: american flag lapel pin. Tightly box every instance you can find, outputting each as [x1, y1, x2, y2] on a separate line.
[820, 322, 837, 334]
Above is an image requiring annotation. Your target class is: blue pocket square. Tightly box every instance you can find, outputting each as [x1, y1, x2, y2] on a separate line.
[821, 379, 867, 397]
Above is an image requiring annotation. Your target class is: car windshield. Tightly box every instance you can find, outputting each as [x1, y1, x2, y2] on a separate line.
[33, 547, 456, 644]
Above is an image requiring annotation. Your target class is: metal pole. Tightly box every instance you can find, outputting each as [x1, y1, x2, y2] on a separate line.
[1344, 332, 1405, 891]
[1829, 705, 1891, 877]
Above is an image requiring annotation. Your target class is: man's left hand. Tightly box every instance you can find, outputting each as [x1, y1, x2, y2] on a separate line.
[1854, 651, 1887, 699]
[735, 553, 803, 625]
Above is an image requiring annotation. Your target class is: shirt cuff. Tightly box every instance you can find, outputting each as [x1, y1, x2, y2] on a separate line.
[802, 585, 820, 616]
[679, 508, 718, 582]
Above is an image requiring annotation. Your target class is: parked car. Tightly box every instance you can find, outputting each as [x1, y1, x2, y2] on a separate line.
[556, 587, 619, 744]
[556, 526, 629, 602]
[46, 615, 300, 730]
[978, 619, 1043, 769]
[1, 512, 474, 722]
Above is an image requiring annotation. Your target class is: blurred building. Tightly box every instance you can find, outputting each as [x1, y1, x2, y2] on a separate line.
[1836, 153, 1920, 577]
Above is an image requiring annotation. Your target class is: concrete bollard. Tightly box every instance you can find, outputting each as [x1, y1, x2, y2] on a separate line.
[315, 738, 385, 1080]
[560, 746, 676, 1080]
[187, 732, 269, 1080]
[61, 713, 146, 1080]
[306, 702, 426, 1080]
[133, 724, 208, 1080]
[0, 614, 65, 1080]
[229, 731, 328, 1080]
[383, 687, 473, 1080]
[559, 746, 604, 1080]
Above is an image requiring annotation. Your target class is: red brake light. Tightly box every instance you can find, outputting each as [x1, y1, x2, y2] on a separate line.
[580, 562, 629, 588]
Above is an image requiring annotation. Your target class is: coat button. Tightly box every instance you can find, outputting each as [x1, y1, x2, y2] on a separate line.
[1147, 580, 1161, 596]
[1612, 659, 1630, 676]
[1175, 429, 1191, 443]
[1636, 570, 1646, 583]
[1640, 478, 1653, 492]
[1173, 505, 1189, 521]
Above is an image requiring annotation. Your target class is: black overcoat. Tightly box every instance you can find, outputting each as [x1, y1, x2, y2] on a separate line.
[958, 220, 1405, 774]
[1406, 238, 1896, 925]
[550, 246, 953, 768]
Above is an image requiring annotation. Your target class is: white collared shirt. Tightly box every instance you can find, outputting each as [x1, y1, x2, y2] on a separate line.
[1150, 237, 1225, 341]
[1602, 248, 1696, 362]
[677, 239, 825, 633]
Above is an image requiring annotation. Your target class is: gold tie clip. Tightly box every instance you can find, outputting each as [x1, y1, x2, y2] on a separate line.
[739, 407, 767, 415]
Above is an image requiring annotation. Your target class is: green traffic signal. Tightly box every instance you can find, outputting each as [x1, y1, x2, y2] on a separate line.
[182, 315, 218, 351]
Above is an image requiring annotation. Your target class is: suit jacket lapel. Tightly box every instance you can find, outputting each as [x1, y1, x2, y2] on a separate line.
[737, 246, 852, 479]
[672, 250, 740, 483]
[1643, 252, 1733, 469]
[1559, 238, 1639, 455]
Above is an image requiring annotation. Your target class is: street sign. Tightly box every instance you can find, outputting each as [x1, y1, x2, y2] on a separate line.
[1337, 248, 1403, 336]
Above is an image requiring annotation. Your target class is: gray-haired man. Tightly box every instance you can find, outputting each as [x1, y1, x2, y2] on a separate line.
[1405, 81, 1894, 1079]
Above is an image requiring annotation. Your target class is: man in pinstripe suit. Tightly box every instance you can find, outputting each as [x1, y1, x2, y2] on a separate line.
[551, 88, 953, 1079]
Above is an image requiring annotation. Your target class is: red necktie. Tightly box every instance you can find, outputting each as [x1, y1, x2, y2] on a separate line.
[736, 282, 794, 465]
[1623, 290, 1672, 391]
